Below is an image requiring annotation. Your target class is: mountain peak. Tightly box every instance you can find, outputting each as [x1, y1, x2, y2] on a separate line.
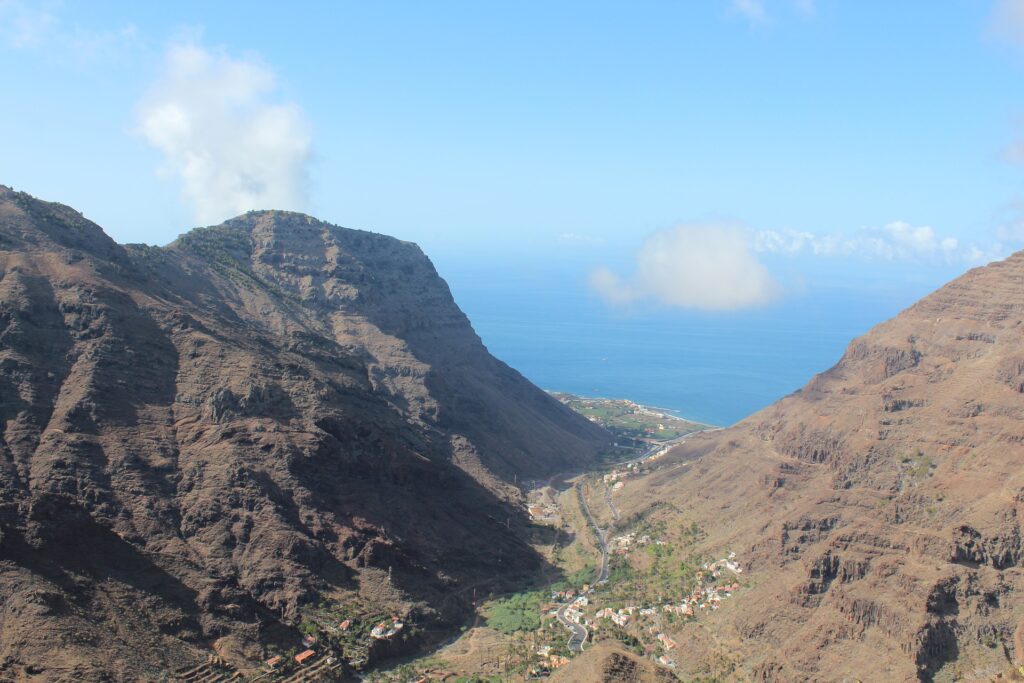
[0, 189, 608, 679]
[0, 184, 122, 260]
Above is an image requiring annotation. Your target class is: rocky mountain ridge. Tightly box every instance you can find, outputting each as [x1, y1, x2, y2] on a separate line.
[607, 251, 1024, 681]
[0, 186, 608, 681]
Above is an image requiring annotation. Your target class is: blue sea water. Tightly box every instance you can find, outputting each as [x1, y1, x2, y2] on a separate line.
[440, 259, 950, 427]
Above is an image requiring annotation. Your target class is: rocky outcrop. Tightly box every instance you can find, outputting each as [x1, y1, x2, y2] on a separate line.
[0, 187, 609, 681]
[548, 642, 679, 683]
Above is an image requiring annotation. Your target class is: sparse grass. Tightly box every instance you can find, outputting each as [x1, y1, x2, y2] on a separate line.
[901, 450, 936, 482]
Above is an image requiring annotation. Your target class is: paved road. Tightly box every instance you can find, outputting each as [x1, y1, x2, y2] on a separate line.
[555, 599, 589, 652]
[622, 427, 719, 466]
[553, 484, 613, 652]
[603, 484, 620, 521]
[576, 485, 610, 584]
[602, 428, 720, 523]
[553, 428, 724, 653]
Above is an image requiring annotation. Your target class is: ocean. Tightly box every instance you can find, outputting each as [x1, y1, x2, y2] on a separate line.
[441, 259, 948, 427]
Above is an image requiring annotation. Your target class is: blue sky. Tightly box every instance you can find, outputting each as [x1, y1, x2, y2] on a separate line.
[3, 1, 1024, 310]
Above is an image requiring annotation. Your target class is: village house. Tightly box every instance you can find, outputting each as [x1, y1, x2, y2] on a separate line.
[295, 649, 315, 665]
[657, 633, 677, 650]
[370, 617, 405, 639]
[549, 655, 570, 668]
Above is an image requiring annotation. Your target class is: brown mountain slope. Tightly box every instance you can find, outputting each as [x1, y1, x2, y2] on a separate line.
[0, 187, 608, 681]
[548, 642, 679, 683]
[610, 253, 1024, 682]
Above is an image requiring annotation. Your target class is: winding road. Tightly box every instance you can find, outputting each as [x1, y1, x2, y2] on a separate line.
[553, 484, 612, 652]
[552, 427, 722, 652]
[555, 599, 589, 652]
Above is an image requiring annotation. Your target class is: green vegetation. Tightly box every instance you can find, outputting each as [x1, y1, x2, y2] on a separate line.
[566, 563, 595, 586]
[485, 591, 544, 634]
[551, 393, 707, 444]
[174, 226, 302, 304]
[901, 449, 936, 482]
[593, 517, 707, 609]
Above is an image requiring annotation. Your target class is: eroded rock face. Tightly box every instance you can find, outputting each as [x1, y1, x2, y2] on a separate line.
[0, 187, 608, 681]
[613, 251, 1024, 682]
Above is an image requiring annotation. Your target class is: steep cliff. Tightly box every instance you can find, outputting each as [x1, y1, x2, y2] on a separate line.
[0, 187, 608, 681]
[611, 252, 1024, 682]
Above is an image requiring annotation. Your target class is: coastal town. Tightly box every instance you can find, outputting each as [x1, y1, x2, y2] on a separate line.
[549, 394, 709, 455]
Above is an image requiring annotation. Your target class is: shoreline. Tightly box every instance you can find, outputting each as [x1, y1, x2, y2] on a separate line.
[547, 390, 718, 429]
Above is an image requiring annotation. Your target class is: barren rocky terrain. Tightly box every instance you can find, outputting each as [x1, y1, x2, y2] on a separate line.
[606, 251, 1024, 681]
[0, 187, 608, 681]
[549, 642, 678, 683]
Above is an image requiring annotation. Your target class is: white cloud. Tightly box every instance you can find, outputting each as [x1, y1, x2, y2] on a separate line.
[732, 0, 768, 24]
[753, 221, 995, 264]
[0, 0, 56, 48]
[0, 1, 138, 61]
[990, 0, 1024, 48]
[590, 224, 781, 311]
[136, 42, 312, 225]
[592, 220, 1009, 312]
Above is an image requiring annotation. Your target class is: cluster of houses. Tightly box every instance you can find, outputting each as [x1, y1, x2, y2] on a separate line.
[603, 470, 628, 485]
[370, 616, 405, 640]
[603, 462, 646, 485]
[561, 594, 589, 625]
[703, 552, 743, 576]
[594, 606, 632, 627]
[645, 444, 673, 462]
[609, 531, 666, 555]
[550, 585, 589, 602]
[261, 636, 322, 672]
[534, 645, 571, 670]
[528, 502, 559, 521]
[263, 650, 338, 672]
[584, 552, 745, 670]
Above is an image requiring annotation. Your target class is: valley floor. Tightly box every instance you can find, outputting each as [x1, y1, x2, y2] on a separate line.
[187, 399, 719, 683]
[358, 424, 725, 683]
